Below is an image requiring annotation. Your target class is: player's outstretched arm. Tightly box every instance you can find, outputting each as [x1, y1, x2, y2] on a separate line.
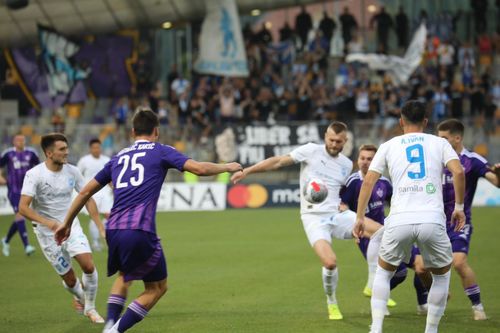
[55, 179, 104, 245]
[354, 170, 381, 241]
[447, 159, 466, 231]
[19, 195, 60, 230]
[485, 163, 500, 188]
[183, 160, 242, 176]
[231, 155, 295, 184]
[85, 197, 105, 239]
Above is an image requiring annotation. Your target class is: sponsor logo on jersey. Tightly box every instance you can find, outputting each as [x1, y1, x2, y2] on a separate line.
[426, 183, 436, 194]
[398, 185, 423, 194]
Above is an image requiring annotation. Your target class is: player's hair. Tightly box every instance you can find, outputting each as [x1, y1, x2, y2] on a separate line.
[41, 133, 68, 155]
[437, 118, 464, 136]
[89, 138, 101, 146]
[401, 100, 427, 124]
[132, 107, 159, 136]
[327, 121, 348, 134]
[359, 144, 377, 154]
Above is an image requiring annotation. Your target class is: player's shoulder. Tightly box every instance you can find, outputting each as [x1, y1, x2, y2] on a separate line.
[64, 163, 81, 175]
[461, 148, 488, 164]
[24, 147, 39, 156]
[379, 176, 392, 185]
[345, 172, 361, 187]
[337, 153, 353, 167]
[0, 147, 15, 157]
[26, 162, 44, 177]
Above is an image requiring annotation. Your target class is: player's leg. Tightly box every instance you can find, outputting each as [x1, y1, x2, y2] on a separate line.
[410, 251, 432, 314]
[104, 273, 132, 330]
[3, 194, 34, 256]
[417, 223, 453, 333]
[88, 219, 102, 251]
[449, 225, 486, 320]
[369, 224, 412, 333]
[61, 268, 86, 314]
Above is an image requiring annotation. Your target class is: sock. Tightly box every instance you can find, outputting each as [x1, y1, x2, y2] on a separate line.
[322, 267, 338, 304]
[106, 294, 126, 326]
[15, 219, 29, 247]
[414, 274, 429, 305]
[425, 271, 451, 333]
[464, 284, 481, 306]
[63, 278, 85, 302]
[370, 265, 395, 333]
[89, 219, 100, 246]
[390, 265, 408, 290]
[5, 221, 18, 243]
[366, 228, 383, 290]
[82, 270, 98, 313]
[118, 301, 148, 332]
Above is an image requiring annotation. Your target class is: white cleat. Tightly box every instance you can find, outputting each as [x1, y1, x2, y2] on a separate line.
[2, 237, 10, 257]
[102, 320, 117, 333]
[417, 303, 428, 316]
[25, 244, 35, 256]
[86, 309, 105, 323]
[472, 304, 487, 320]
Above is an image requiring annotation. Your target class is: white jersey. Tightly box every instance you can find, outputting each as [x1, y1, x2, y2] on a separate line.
[369, 132, 459, 227]
[77, 154, 110, 183]
[290, 143, 353, 214]
[21, 163, 85, 236]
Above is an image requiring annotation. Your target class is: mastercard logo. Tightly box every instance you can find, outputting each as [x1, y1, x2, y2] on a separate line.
[227, 184, 268, 208]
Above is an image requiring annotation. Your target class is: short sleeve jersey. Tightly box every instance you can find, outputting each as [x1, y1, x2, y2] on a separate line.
[94, 140, 190, 234]
[369, 133, 459, 227]
[0, 147, 39, 195]
[21, 163, 85, 235]
[341, 171, 392, 224]
[442, 148, 490, 225]
[289, 143, 353, 214]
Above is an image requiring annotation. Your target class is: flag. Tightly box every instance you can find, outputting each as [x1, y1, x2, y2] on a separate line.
[346, 24, 427, 84]
[194, 0, 249, 77]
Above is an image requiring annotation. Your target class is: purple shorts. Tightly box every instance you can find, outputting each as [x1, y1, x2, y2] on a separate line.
[106, 229, 167, 282]
[8, 192, 20, 213]
[447, 223, 472, 254]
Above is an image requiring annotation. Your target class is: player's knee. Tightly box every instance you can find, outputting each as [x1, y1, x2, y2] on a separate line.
[323, 259, 337, 270]
[80, 263, 96, 274]
[453, 258, 468, 273]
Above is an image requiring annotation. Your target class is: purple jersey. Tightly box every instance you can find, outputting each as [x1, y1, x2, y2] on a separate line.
[95, 140, 190, 234]
[0, 147, 39, 195]
[341, 171, 393, 224]
[442, 148, 489, 226]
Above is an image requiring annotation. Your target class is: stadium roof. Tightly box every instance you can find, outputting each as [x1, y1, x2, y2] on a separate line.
[0, 0, 322, 46]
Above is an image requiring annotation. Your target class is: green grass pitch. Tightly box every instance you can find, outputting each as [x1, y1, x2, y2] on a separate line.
[0, 207, 498, 333]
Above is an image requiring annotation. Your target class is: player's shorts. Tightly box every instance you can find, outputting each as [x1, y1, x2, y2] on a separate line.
[379, 223, 452, 269]
[106, 229, 167, 282]
[34, 222, 91, 276]
[447, 222, 472, 254]
[80, 189, 113, 215]
[7, 192, 20, 213]
[301, 210, 356, 246]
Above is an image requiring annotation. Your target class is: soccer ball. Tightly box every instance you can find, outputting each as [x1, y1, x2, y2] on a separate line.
[303, 178, 328, 204]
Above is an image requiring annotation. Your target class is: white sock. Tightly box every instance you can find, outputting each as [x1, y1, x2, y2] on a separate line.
[366, 227, 384, 290]
[62, 278, 84, 303]
[425, 271, 451, 333]
[89, 219, 100, 245]
[370, 265, 394, 333]
[82, 269, 98, 313]
[322, 267, 338, 305]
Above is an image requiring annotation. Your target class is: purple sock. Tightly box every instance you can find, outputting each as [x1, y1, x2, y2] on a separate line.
[118, 301, 148, 332]
[390, 266, 408, 290]
[414, 274, 429, 305]
[465, 284, 481, 305]
[5, 221, 18, 242]
[15, 220, 29, 247]
[106, 294, 126, 325]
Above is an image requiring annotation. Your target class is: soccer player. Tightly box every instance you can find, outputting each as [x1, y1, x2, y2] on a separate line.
[77, 138, 113, 251]
[354, 100, 465, 333]
[55, 107, 242, 333]
[0, 134, 39, 256]
[19, 133, 105, 323]
[231, 121, 385, 320]
[413, 118, 499, 320]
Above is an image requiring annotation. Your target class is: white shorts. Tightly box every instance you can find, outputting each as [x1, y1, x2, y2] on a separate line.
[80, 189, 113, 215]
[379, 223, 452, 269]
[301, 210, 356, 246]
[34, 222, 92, 275]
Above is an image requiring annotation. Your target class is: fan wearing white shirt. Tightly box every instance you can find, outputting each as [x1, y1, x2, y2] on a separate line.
[354, 100, 465, 333]
[77, 138, 112, 251]
[18, 133, 105, 323]
[231, 121, 385, 321]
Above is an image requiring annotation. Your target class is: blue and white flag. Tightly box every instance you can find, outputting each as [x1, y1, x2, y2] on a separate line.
[194, 0, 249, 77]
[346, 24, 427, 85]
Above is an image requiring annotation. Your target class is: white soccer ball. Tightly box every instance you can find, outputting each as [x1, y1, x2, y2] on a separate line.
[303, 178, 328, 204]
